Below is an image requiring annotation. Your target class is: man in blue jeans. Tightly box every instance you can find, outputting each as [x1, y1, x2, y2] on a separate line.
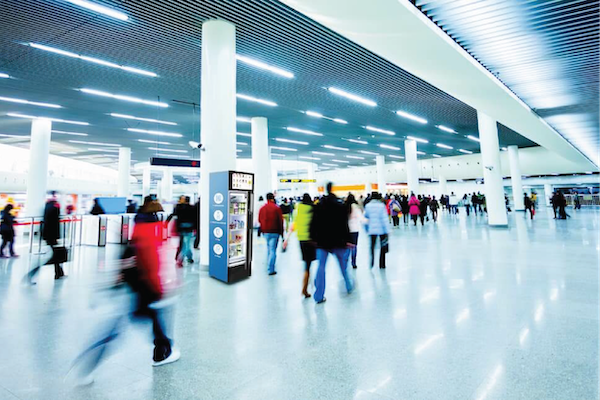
[310, 182, 353, 303]
[258, 193, 284, 276]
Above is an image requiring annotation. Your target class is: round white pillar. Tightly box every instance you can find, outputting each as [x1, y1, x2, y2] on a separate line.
[307, 163, 317, 197]
[376, 155, 386, 195]
[142, 167, 151, 198]
[251, 117, 271, 202]
[405, 139, 419, 195]
[25, 118, 52, 217]
[544, 183, 553, 207]
[507, 145, 525, 211]
[271, 165, 279, 195]
[162, 169, 173, 204]
[477, 111, 508, 226]
[199, 20, 238, 266]
[439, 175, 447, 197]
[117, 147, 131, 198]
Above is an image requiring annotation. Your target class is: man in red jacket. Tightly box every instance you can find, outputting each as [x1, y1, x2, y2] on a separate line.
[258, 193, 283, 276]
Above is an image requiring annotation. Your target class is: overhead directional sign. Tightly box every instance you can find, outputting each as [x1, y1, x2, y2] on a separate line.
[280, 179, 316, 183]
[150, 157, 200, 168]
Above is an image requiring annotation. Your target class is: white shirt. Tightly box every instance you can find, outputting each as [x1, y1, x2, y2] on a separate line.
[348, 203, 363, 233]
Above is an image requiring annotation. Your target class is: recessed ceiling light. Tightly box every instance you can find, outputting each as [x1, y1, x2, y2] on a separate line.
[437, 125, 456, 133]
[406, 135, 428, 144]
[270, 146, 297, 151]
[138, 139, 170, 145]
[69, 140, 120, 147]
[0, 96, 61, 109]
[110, 113, 176, 126]
[327, 87, 377, 107]
[345, 155, 365, 160]
[299, 156, 321, 160]
[312, 151, 335, 156]
[236, 93, 277, 107]
[65, 0, 128, 20]
[127, 128, 182, 138]
[286, 127, 323, 136]
[323, 145, 349, 151]
[29, 44, 156, 77]
[52, 130, 88, 136]
[80, 88, 167, 107]
[436, 143, 453, 149]
[7, 112, 89, 125]
[379, 144, 400, 151]
[274, 138, 309, 145]
[467, 135, 480, 142]
[149, 147, 188, 153]
[396, 110, 427, 124]
[236, 55, 293, 78]
[347, 138, 368, 145]
[458, 149, 473, 154]
[305, 111, 324, 118]
[359, 150, 379, 156]
[366, 126, 395, 135]
[389, 155, 404, 159]
[0, 73, 9, 79]
[333, 118, 348, 124]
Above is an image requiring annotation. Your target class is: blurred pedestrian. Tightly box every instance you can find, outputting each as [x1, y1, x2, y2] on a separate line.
[364, 192, 389, 269]
[259, 193, 283, 276]
[0, 204, 17, 258]
[346, 194, 363, 269]
[408, 193, 420, 226]
[429, 196, 439, 222]
[90, 198, 105, 215]
[285, 193, 316, 298]
[389, 195, 401, 228]
[166, 196, 195, 266]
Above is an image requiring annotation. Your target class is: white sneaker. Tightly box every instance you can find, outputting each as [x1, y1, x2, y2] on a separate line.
[153, 348, 180, 367]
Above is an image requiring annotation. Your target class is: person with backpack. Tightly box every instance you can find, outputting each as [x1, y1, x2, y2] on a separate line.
[389, 195, 401, 228]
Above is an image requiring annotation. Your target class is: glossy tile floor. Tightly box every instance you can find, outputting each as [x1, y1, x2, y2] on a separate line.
[0, 207, 598, 400]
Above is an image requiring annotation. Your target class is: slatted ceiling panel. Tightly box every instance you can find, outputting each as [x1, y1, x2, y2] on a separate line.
[413, 0, 600, 165]
[0, 0, 537, 173]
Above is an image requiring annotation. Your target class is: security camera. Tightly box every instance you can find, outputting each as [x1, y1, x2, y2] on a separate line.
[188, 141, 204, 150]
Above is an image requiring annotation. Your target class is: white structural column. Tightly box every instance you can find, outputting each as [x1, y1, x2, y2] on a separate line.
[272, 166, 279, 195]
[161, 169, 173, 203]
[142, 168, 151, 198]
[507, 145, 525, 211]
[199, 20, 238, 266]
[438, 175, 447, 197]
[307, 163, 317, 197]
[376, 155, 386, 194]
[477, 111, 508, 226]
[251, 117, 271, 200]
[405, 139, 419, 195]
[117, 147, 131, 198]
[544, 183, 553, 207]
[25, 119, 52, 217]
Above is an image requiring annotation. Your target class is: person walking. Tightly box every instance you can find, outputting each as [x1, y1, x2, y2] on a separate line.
[0, 204, 18, 258]
[471, 193, 479, 215]
[449, 192, 459, 214]
[258, 193, 284, 276]
[400, 195, 409, 225]
[429, 196, 439, 222]
[193, 200, 200, 249]
[524, 193, 535, 219]
[346, 194, 363, 269]
[364, 192, 389, 269]
[418, 195, 427, 225]
[166, 196, 195, 266]
[310, 182, 353, 304]
[557, 191, 569, 219]
[463, 194, 471, 216]
[285, 194, 316, 298]
[280, 198, 292, 234]
[574, 193, 581, 210]
[408, 193, 420, 226]
[389, 195, 401, 228]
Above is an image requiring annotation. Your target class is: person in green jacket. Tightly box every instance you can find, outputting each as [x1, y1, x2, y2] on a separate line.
[285, 193, 316, 298]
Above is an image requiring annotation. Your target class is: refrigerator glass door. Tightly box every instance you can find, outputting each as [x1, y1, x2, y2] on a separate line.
[228, 191, 248, 267]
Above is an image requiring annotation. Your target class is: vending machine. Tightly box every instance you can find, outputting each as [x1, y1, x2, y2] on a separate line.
[209, 170, 254, 283]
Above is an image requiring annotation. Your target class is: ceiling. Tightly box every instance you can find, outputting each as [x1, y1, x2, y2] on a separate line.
[411, 0, 599, 166]
[0, 0, 539, 176]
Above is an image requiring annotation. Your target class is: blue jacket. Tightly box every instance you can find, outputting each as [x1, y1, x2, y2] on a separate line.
[364, 200, 389, 235]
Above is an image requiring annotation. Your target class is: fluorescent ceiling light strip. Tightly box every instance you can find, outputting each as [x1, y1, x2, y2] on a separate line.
[0, 133, 25, 138]
[332, 159, 350, 164]
[236, 93, 277, 107]
[237, 142, 249, 146]
[59, 151, 77, 155]
[69, 140, 120, 147]
[236, 55, 293, 78]
[0, 96, 61, 109]
[286, 127, 323, 136]
[7, 112, 88, 125]
[333, 118, 348, 124]
[274, 138, 309, 145]
[432, 154, 442, 158]
[127, 128, 182, 138]
[407, 135, 428, 143]
[359, 150, 379, 155]
[345, 155, 364, 160]
[501, 147, 508, 151]
[236, 132, 252, 137]
[30, 44, 156, 77]
[52, 130, 88, 136]
[323, 144, 349, 151]
[436, 143, 453, 149]
[312, 151, 335, 156]
[236, 116, 251, 123]
[87, 147, 120, 153]
[299, 156, 320, 160]
[110, 113, 176, 126]
[379, 144, 400, 150]
[80, 88, 166, 107]
[396, 110, 427, 124]
[366, 126, 395, 135]
[236, 149, 243, 153]
[148, 147, 187, 153]
[459, 149, 473, 154]
[328, 87, 376, 107]
[347, 139, 368, 145]
[305, 111, 324, 118]
[467, 135, 480, 142]
[389, 155, 404, 159]
[138, 139, 170, 145]
[65, 0, 128, 20]
[437, 125, 456, 133]
[0, 73, 9, 79]
[322, 163, 339, 167]
[416, 151, 426, 155]
[270, 146, 297, 152]
[271, 153, 286, 157]
[156, 153, 187, 158]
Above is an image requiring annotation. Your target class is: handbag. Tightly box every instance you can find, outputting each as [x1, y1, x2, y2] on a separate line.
[45, 246, 69, 265]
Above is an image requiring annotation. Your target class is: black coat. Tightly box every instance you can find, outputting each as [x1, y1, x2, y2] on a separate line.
[0, 210, 15, 239]
[167, 203, 196, 233]
[43, 200, 61, 245]
[310, 193, 349, 249]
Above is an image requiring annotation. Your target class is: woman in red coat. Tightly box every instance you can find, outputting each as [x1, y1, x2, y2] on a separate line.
[408, 193, 421, 226]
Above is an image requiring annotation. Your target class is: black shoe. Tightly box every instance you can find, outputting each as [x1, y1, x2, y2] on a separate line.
[380, 266, 386, 269]
[316, 297, 326, 304]
[352, 265, 357, 269]
[268, 271, 277, 276]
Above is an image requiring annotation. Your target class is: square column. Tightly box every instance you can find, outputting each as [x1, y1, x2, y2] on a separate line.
[142, 167, 151, 198]
[25, 118, 52, 217]
[438, 174, 447, 197]
[251, 117, 271, 200]
[117, 147, 131, 198]
[477, 111, 508, 226]
[507, 145, 525, 210]
[405, 139, 419, 195]
[376, 155, 386, 195]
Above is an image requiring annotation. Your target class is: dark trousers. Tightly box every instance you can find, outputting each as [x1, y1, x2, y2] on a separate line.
[0, 238, 15, 256]
[392, 215, 399, 227]
[419, 214, 425, 225]
[194, 230, 200, 248]
[465, 205, 470, 216]
[348, 232, 358, 267]
[403, 213, 409, 224]
[26, 243, 64, 281]
[431, 209, 438, 222]
[411, 215, 418, 226]
[370, 235, 388, 268]
[553, 206, 558, 218]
